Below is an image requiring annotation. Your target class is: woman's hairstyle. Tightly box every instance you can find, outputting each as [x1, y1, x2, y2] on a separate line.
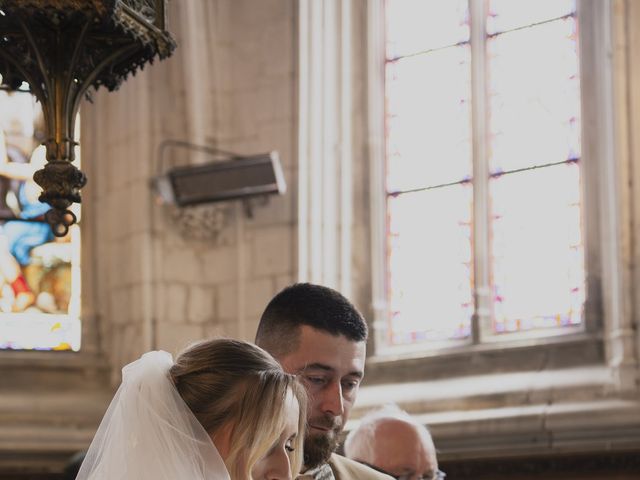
[169, 338, 307, 479]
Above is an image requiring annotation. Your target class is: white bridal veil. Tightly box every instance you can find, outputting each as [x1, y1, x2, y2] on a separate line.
[76, 351, 230, 480]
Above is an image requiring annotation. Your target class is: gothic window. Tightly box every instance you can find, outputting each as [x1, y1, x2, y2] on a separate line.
[0, 85, 81, 351]
[378, 0, 592, 353]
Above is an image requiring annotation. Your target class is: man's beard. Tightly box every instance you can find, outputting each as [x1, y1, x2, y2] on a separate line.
[303, 414, 343, 469]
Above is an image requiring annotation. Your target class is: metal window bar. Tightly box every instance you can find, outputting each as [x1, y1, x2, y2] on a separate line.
[487, 12, 575, 38]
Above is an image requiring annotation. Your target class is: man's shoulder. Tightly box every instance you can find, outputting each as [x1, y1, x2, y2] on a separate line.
[328, 454, 394, 480]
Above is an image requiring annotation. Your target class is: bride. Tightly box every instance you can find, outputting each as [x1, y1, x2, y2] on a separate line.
[75, 338, 307, 479]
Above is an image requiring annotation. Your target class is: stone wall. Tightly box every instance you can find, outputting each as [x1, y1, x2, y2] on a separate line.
[84, 0, 298, 374]
[2, 0, 640, 476]
[0, 1, 299, 474]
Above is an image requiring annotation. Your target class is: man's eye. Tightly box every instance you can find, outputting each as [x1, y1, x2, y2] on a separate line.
[305, 376, 326, 385]
[341, 379, 359, 391]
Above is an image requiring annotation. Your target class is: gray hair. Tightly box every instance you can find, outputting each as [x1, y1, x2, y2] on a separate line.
[344, 404, 433, 461]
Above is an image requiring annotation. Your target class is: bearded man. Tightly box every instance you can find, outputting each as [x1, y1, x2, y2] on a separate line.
[256, 283, 392, 480]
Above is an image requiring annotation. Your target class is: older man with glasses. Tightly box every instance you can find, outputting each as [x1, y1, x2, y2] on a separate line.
[344, 404, 445, 480]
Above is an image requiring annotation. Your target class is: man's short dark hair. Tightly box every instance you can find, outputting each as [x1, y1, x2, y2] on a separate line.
[255, 283, 368, 358]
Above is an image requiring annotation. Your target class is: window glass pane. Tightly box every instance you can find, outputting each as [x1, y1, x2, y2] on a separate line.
[386, 0, 469, 59]
[386, 46, 472, 192]
[488, 17, 580, 174]
[487, 0, 575, 35]
[388, 185, 472, 344]
[0, 91, 81, 351]
[490, 163, 584, 333]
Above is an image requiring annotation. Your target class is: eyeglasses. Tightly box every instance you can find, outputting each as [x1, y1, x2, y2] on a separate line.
[360, 462, 446, 480]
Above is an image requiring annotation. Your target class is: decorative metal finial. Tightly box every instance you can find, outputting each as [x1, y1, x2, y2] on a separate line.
[0, 0, 176, 235]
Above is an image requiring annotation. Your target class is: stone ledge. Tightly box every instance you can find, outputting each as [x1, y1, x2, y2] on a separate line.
[0, 350, 111, 392]
[349, 366, 640, 460]
[439, 450, 640, 479]
[0, 390, 112, 427]
[355, 365, 616, 414]
[365, 332, 604, 384]
[0, 349, 103, 367]
[0, 424, 95, 453]
[0, 352, 113, 474]
[0, 421, 101, 474]
[430, 399, 640, 459]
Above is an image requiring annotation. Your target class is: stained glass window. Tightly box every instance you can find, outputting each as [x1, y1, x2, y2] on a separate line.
[488, 1, 583, 334]
[488, 15, 580, 173]
[490, 163, 584, 332]
[386, 46, 472, 193]
[384, 0, 583, 348]
[386, 0, 469, 58]
[0, 88, 81, 351]
[486, 0, 575, 35]
[385, 0, 472, 346]
[388, 185, 473, 344]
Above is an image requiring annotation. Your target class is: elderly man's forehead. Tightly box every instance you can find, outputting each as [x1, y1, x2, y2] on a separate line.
[373, 418, 435, 449]
[366, 416, 438, 476]
[375, 417, 414, 434]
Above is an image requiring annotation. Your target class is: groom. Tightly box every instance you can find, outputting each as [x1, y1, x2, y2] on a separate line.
[256, 283, 391, 480]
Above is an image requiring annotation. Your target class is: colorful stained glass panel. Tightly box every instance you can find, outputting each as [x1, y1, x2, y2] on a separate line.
[0, 91, 81, 351]
[386, 46, 472, 192]
[388, 185, 473, 344]
[491, 163, 584, 333]
[487, 0, 575, 35]
[488, 18, 580, 174]
[386, 0, 469, 59]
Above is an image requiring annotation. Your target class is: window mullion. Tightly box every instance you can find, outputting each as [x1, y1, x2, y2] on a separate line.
[470, 0, 491, 344]
[368, 0, 388, 355]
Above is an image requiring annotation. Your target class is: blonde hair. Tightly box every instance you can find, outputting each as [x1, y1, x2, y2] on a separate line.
[169, 338, 306, 479]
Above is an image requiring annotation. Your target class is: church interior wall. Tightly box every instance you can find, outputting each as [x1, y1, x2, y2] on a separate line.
[1, 0, 640, 477]
[85, 0, 299, 369]
[1, 0, 300, 475]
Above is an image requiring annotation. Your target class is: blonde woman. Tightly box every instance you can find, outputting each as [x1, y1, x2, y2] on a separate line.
[76, 338, 307, 479]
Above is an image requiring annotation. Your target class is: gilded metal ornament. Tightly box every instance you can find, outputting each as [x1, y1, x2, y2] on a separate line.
[0, 0, 175, 235]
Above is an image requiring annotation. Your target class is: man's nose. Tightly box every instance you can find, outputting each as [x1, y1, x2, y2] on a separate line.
[320, 380, 344, 417]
